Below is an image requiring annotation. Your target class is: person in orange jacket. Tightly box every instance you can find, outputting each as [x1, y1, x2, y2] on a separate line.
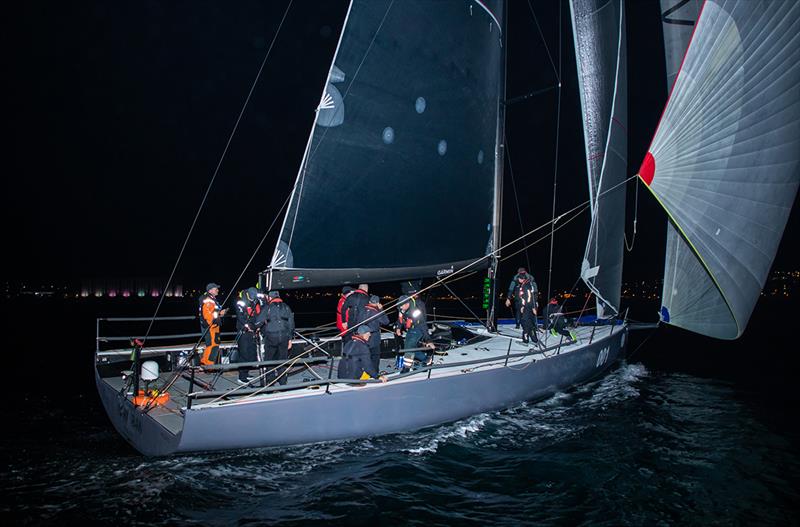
[198, 282, 227, 365]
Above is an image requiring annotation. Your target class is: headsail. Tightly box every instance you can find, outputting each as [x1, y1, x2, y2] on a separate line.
[639, 0, 800, 339]
[660, 0, 702, 91]
[269, 0, 506, 289]
[570, 0, 628, 317]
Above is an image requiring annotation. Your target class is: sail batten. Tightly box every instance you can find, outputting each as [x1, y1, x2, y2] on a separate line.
[642, 0, 800, 339]
[269, 0, 505, 289]
[570, 0, 628, 317]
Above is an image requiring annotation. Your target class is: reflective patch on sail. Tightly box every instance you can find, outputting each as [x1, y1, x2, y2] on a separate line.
[317, 65, 346, 128]
[271, 241, 294, 269]
[581, 258, 599, 280]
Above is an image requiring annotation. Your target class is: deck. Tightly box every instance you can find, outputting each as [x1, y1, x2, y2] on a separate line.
[97, 322, 621, 438]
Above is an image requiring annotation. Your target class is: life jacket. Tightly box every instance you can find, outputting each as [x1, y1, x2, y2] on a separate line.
[336, 291, 353, 333]
[198, 293, 221, 328]
[247, 303, 261, 317]
[398, 299, 425, 331]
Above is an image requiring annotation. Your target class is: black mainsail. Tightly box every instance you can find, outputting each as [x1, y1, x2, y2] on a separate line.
[269, 0, 505, 289]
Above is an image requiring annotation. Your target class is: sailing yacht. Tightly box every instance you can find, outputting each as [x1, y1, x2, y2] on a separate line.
[95, 0, 799, 456]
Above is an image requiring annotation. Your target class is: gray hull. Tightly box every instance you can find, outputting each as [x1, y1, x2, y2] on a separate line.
[97, 325, 627, 456]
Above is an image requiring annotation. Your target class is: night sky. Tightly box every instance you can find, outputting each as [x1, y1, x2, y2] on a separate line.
[7, 1, 798, 294]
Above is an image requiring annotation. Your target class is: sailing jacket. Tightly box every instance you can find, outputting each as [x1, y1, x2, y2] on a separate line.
[545, 302, 566, 329]
[235, 296, 263, 332]
[356, 303, 389, 349]
[398, 298, 429, 334]
[198, 293, 222, 329]
[342, 289, 369, 331]
[336, 289, 354, 334]
[509, 276, 537, 303]
[342, 335, 379, 380]
[258, 298, 295, 335]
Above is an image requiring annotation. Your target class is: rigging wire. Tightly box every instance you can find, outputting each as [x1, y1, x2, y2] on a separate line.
[505, 143, 531, 272]
[286, 0, 396, 250]
[139, 0, 295, 348]
[526, 0, 560, 85]
[443, 282, 489, 330]
[146, 193, 291, 411]
[178, 173, 640, 409]
[545, 0, 562, 314]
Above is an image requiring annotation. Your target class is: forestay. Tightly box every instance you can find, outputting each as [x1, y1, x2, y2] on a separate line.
[639, 0, 800, 339]
[269, 0, 506, 289]
[570, 0, 627, 317]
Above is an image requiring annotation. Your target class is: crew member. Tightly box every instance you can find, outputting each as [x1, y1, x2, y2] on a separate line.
[345, 325, 387, 382]
[341, 283, 369, 341]
[198, 282, 227, 366]
[234, 287, 263, 384]
[257, 290, 295, 385]
[356, 294, 389, 372]
[505, 267, 537, 329]
[519, 280, 540, 345]
[336, 286, 354, 341]
[546, 298, 576, 341]
[396, 294, 434, 366]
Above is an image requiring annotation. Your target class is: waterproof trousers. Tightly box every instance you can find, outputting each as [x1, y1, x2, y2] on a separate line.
[236, 332, 258, 381]
[521, 306, 539, 344]
[405, 327, 428, 363]
[368, 333, 381, 373]
[263, 332, 289, 385]
[201, 325, 220, 365]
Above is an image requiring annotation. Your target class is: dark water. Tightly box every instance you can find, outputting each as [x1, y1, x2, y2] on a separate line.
[3, 297, 799, 525]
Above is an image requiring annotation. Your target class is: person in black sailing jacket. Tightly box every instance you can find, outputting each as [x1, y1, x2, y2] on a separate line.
[396, 294, 434, 366]
[518, 280, 540, 345]
[505, 267, 536, 329]
[355, 294, 390, 373]
[234, 287, 263, 384]
[256, 290, 295, 385]
[341, 283, 369, 342]
[546, 298, 576, 341]
[344, 325, 387, 383]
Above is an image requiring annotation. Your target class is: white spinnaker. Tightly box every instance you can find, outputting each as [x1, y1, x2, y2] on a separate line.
[570, 0, 627, 317]
[640, 0, 800, 339]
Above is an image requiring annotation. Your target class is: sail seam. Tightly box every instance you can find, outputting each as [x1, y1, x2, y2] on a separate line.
[639, 179, 740, 335]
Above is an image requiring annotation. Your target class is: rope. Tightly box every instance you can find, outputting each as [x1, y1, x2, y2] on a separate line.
[443, 282, 488, 329]
[145, 193, 291, 412]
[139, 0, 295, 349]
[624, 176, 639, 252]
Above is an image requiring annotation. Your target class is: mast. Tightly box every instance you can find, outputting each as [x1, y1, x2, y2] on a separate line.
[487, 0, 508, 331]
